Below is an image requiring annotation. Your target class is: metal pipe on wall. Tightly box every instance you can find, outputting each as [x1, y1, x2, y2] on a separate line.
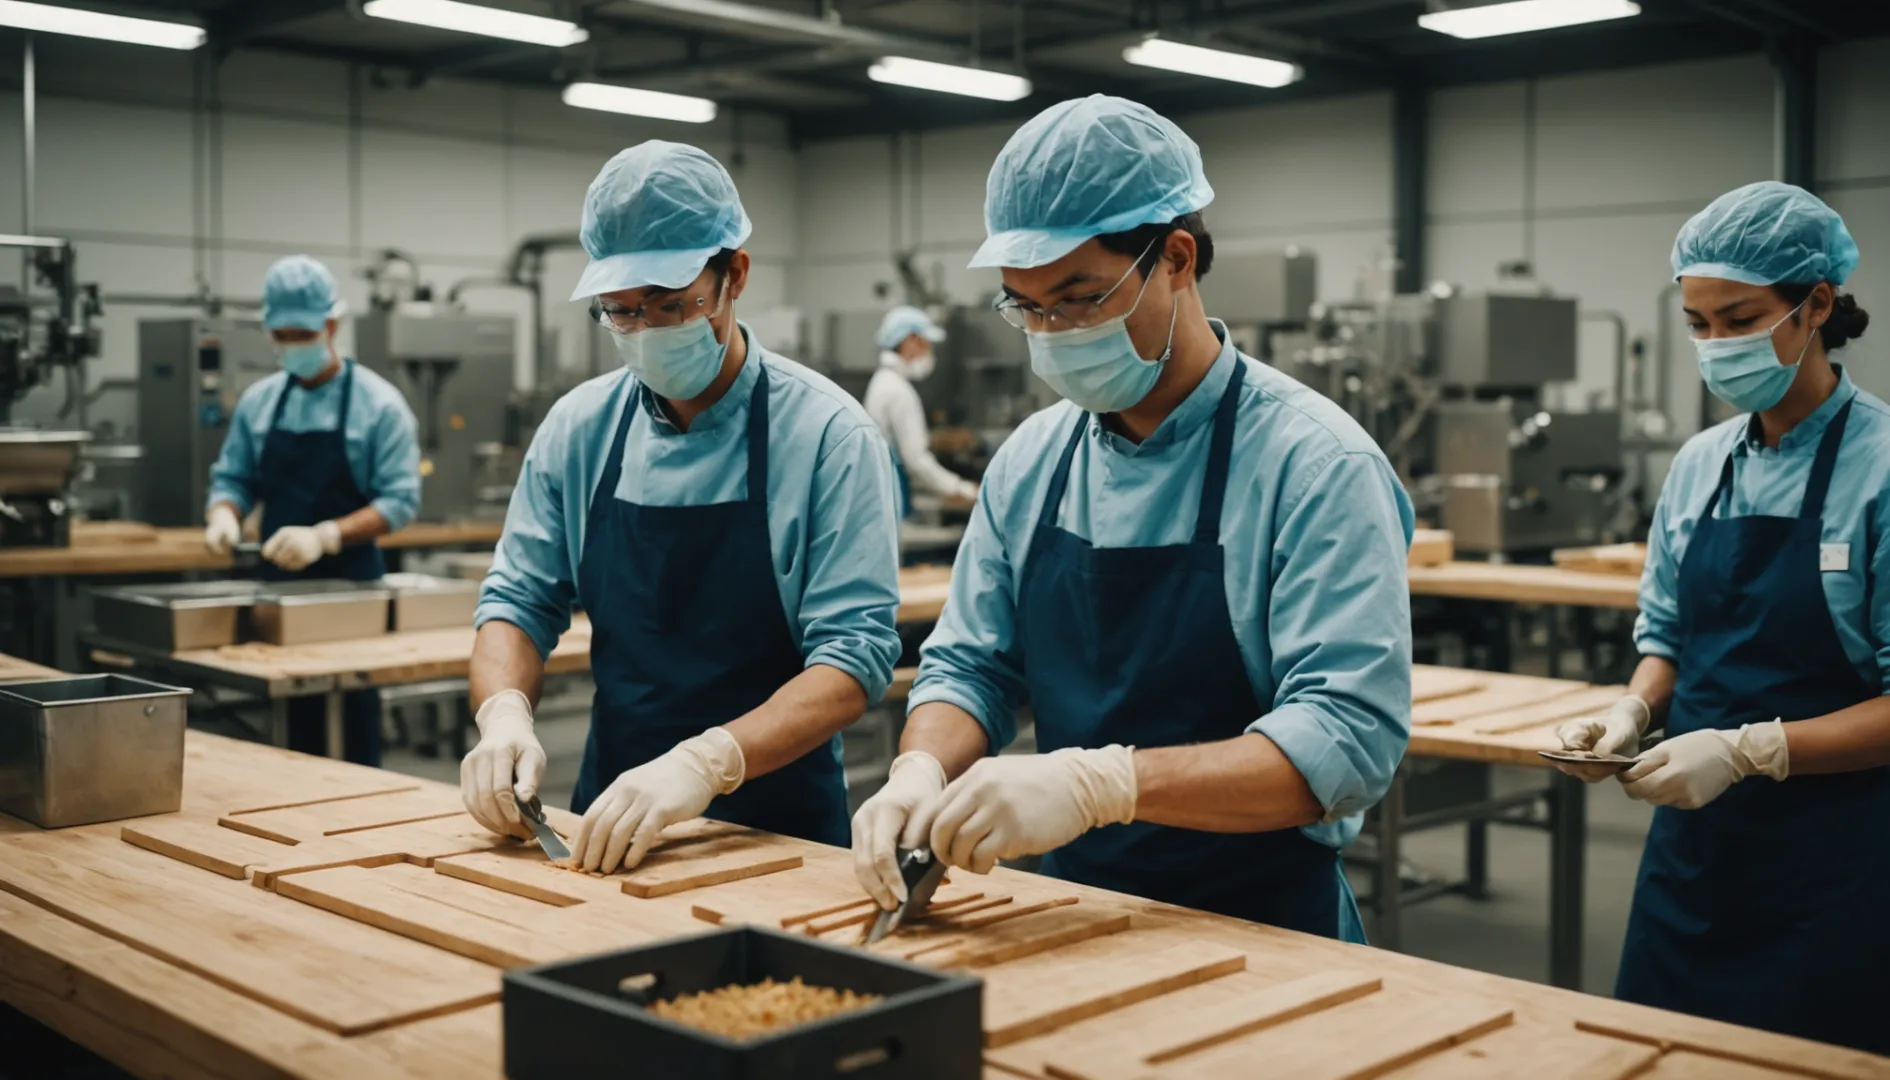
[21, 34, 34, 291]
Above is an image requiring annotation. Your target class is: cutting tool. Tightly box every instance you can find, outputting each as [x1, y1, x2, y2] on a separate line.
[518, 794, 572, 863]
[865, 847, 947, 945]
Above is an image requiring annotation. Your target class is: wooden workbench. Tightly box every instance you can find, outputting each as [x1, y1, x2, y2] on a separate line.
[1407, 561, 1642, 610]
[2, 732, 1882, 1080]
[0, 521, 505, 579]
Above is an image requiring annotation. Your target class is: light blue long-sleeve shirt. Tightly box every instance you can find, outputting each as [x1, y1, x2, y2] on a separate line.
[475, 324, 904, 703]
[206, 359, 422, 530]
[1636, 365, 1890, 693]
[911, 324, 1415, 848]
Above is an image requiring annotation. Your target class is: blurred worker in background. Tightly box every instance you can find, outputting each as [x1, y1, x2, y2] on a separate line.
[462, 141, 902, 875]
[1552, 181, 1887, 1053]
[851, 96, 1414, 940]
[865, 305, 978, 516]
[204, 254, 422, 766]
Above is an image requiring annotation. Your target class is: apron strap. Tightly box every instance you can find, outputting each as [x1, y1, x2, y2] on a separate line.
[744, 363, 770, 506]
[1037, 414, 1088, 533]
[591, 377, 639, 513]
[333, 360, 356, 434]
[265, 367, 299, 433]
[1192, 360, 1245, 545]
[1799, 398, 1854, 521]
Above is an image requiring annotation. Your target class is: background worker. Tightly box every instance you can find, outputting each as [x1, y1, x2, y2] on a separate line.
[203, 254, 422, 766]
[865, 305, 978, 516]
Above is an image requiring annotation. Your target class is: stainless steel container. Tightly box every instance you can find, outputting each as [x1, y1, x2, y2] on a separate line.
[252, 580, 392, 646]
[0, 429, 91, 495]
[91, 581, 266, 651]
[380, 573, 479, 632]
[0, 675, 191, 828]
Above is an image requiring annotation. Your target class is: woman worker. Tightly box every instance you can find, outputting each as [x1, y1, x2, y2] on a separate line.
[1554, 181, 1885, 1052]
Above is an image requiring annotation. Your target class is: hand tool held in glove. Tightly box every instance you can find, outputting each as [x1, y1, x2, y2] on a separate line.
[519, 793, 572, 863]
[866, 847, 947, 944]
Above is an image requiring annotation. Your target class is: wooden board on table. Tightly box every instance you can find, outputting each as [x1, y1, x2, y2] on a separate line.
[981, 932, 1247, 1048]
[1575, 1015, 1890, 1080]
[1015, 969, 1382, 1080]
[1464, 686, 1627, 735]
[1407, 562, 1641, 610]
[70, 520, 160, 546]
[1409, 529, 1454, 568]
[353, 1002, 502, 1080]
[889, 904, 1131, 970]
[0, 652, 62, 684]
[1139, 983, 1513, 1080]
[1551, 543, 1646, 577]
[1386, 1022, 1660, 1080]
[1411, 675, 1595, 726]
[123, 817, 300, 879]
[1411, 665, 1487, 704]
[220, 787, 471, 844]
[617, 832, 803, 898]
[0, 833, 499, 1035]
[246, 814, 514, 890]
[1635, 1052, 1815, 1080]
[173, 616, 593, 687]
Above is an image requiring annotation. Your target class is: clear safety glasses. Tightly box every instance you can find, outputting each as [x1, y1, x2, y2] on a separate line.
[992, 236, 1161, 332]
[591, 276, 729, 335]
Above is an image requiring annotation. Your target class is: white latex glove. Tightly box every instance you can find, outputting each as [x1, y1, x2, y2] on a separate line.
[572, 728, 745, 874]
[916, 745, 1137, 875]
[1551, 695, 1651, 783]
[1620, 721, 1789, 809]
[204, 504, 243, 555]
[851, 751, 948, 910]
[261, 520, 341, 572]
[459, 690, 547, 840]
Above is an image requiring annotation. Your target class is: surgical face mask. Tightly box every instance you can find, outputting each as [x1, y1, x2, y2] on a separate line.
[1025, 263, 1177, 413]
[611, 285, 730, 400]
[277, 340, 330, 380]
[906, 352, 935, 382]
[1693, 299, 1815, 413]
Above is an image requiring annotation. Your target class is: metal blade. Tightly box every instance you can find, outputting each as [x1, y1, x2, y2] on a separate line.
[519, 795, 571, 862]
[865, 848, 946, 944]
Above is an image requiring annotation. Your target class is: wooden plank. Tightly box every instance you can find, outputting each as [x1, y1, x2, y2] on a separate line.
[220, 787, 470, 844]
[1411, 665, 1487, 704]
[943, 896, 1076, 931]
[353, 1002, 503, 1080]
[1159, 986, 1514, 1080]
[1638, 1052, 1808, 1080]
[1407, 562, 1641, 610]
[1386, 1022, 1662, 1080]
[433, 847, 619, 905]
[0, 833, 499, 1035]
[1041, 970, 1384, 1080]
[121, 816, 299, 879]
[1465, 686, 1627, 735]
[617, 836, 803, 898]
[276, 864, 568, 969]
[0, 651, 63, 683]
[1408, 529, 1455, 568]
[780, 895, 879, 928]
[1576, 1016, 1890, 1080]
[222, 783, 423, 816]
[952, 907, 1133, 969]
[982, 935, 1247, 1048]
[1411, 676, 1592, 726]
[1550, 543, 1646, 577]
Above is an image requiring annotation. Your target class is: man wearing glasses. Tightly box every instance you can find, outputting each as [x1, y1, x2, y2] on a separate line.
[851, 97, 1415, 940]
[463, 140, 903, 874]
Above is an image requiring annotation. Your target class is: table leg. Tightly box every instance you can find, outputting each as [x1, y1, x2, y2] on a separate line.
[1374, 766, 1406, 950]
[324, 691, 344, 760]
[1464, 819, 1490, 900]
[1549, 770, 1587, 990]
[1547, 606, 1563, 679]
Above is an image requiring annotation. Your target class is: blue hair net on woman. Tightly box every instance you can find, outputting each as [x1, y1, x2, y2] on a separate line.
[1672, 181, 1859, 286]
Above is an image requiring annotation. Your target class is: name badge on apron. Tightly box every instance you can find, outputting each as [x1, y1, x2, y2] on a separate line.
[1821, 542, 1850, 572]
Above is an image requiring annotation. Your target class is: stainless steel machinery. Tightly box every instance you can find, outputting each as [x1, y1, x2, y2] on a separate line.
[0, 428, 89, 546]
[355, 305, 517, 522]
[137, 317, 277, 528]
[1201, 248, 1319, 353]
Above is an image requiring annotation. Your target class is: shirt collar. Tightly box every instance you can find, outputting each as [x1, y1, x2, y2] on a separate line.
[879, 349, 906, 373]
[1094, 319, 1239, 455]
[643, 321, 759, 435]
[1740, 363, 1856, 453]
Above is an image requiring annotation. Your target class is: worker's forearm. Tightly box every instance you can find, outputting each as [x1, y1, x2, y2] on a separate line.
[723, 664, 867, 778]
[1784, 695, 1890, 775]
[208, 500, 242, 524]
[333, 505, 391, 546]
[1131, 733, 1324, 833]
[900, 701, 992, 780]
[1628, 655, 1679, 728]
[469, 620, 545, 712]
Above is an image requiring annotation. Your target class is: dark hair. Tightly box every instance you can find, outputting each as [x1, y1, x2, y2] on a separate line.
[705, 247, 738, 276]
[1095, 212, 1216, 282]
[1773, 281, 1870, 351]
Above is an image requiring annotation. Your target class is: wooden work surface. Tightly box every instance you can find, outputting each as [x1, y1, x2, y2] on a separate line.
[2, 734, 1881, 1080]
[0, 521, 504, 579]
[1408, 561, 1642, 610]
[1406, 665, 1627, 767]
[0, 652, 63, 684]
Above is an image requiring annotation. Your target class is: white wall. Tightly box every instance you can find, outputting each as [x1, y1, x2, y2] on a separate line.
[0, 35, 797, 426]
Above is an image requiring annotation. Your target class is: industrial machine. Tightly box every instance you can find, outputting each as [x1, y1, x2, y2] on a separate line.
[136, 317, 277, 528]
[1, 234, 101, 421]
[1201, 248, 1319, 356]
[0, 429, 88, 547]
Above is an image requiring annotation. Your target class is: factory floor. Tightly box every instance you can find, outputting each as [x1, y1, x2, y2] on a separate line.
[381, 708, 1657, 999]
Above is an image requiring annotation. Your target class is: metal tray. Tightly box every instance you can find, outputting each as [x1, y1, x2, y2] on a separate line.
[0, 674, 191, 828]
[91, 581, 266, 652]
[0, 429, 91, 495]
[252, 580, 393, 646]
[380, 572, 479, 632]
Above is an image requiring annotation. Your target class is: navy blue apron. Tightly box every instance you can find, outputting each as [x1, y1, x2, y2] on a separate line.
[255, 359, 386, 767]
[893, 454, 913, 521]
[1615, 400, 1890, 1053]
[1017, 366, 1352, 937]
[571, 366, 850, 846]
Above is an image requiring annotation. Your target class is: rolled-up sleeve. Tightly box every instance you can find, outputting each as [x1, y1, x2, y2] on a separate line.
[207, 391, 262, 517]
[1249, 450, 1413, 821]
[475, 431, 576, 659]
[367, 395, 422, 531]
[909, 471, 1026, 754]
[798, 424, 903, 703]
[1634, 477, 1684, 661]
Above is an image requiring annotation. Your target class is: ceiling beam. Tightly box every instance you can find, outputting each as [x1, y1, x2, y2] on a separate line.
[598, 0, 960, 57]
[206, 0, 350, 56]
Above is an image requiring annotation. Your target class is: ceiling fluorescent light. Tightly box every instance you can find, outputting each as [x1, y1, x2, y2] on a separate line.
[1122, 37, 1302, 89]
[0, 1, 203, 49]
[362, 0, 588, 47]
[1418, 0, 1640, 39]
[868, 57, 1032, 102]
[562, 82, 717, 124]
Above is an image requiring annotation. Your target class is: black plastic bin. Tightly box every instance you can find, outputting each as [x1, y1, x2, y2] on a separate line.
[502, 926, 983, 1080]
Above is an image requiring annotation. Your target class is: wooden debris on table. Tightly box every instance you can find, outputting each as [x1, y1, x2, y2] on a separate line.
[644, 977, 881, 1040]
[1551, 542, 1647, 577]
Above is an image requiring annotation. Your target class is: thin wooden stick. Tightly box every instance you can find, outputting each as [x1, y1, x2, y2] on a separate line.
[935, 896, 1077, 931]
[779, 896, 876, 929]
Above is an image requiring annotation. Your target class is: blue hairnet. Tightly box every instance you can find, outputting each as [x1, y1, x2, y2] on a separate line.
[1672, 181, 1859, 286]
[875, 306, 946, 349]
[571, 140, 753, 300]
[262, 255, 341, 332]
[971, 95, 1214, 270]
